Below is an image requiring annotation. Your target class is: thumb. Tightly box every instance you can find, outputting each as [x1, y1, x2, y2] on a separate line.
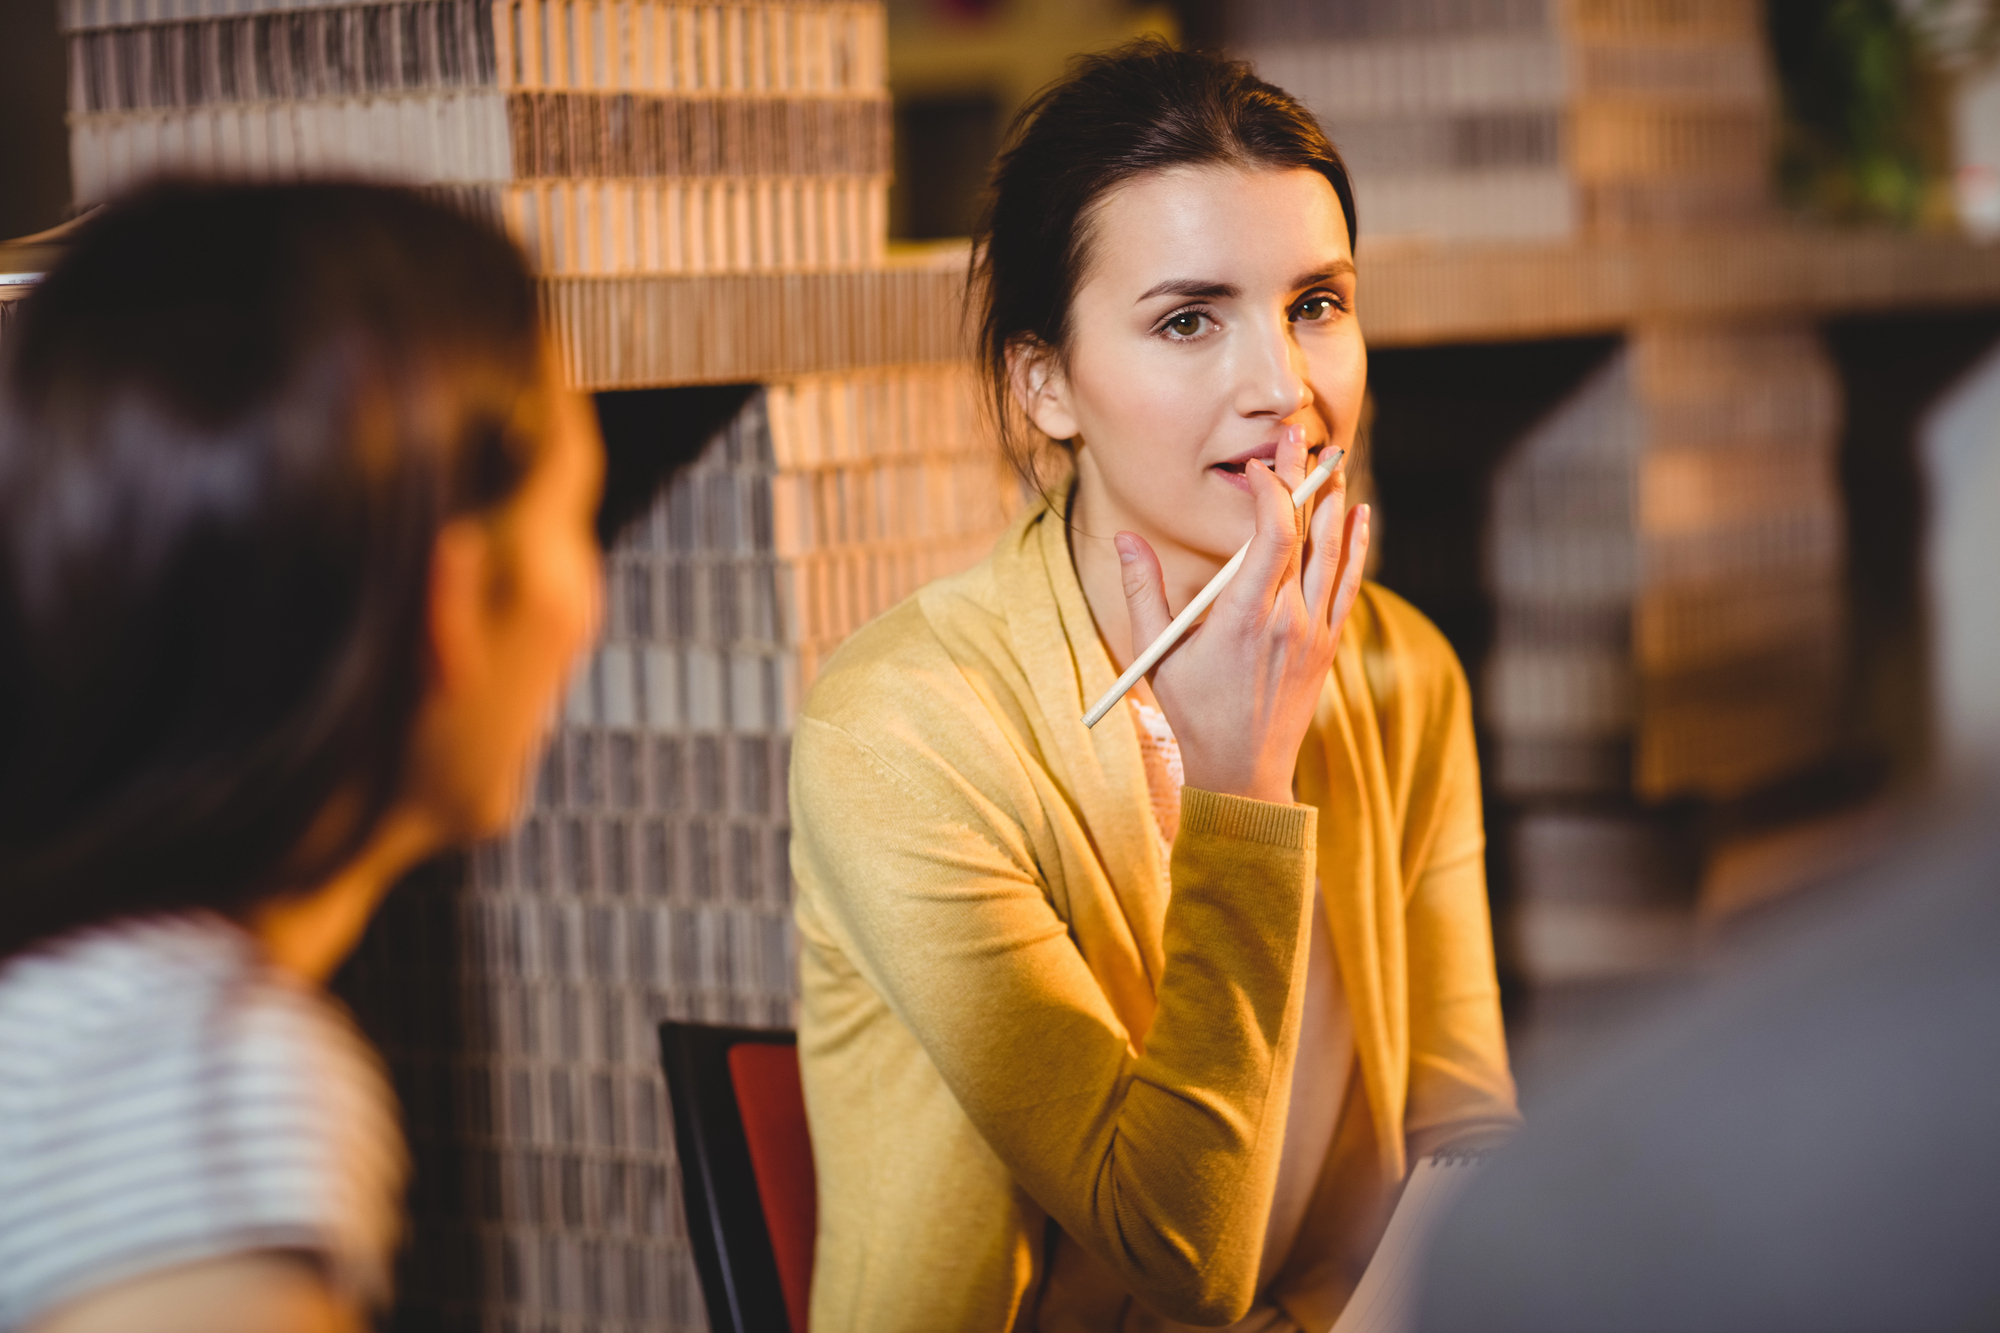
[1116, 532, 1173, 662]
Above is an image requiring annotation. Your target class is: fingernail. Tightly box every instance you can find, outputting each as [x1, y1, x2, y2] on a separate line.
[1115, 533, 1136, 563]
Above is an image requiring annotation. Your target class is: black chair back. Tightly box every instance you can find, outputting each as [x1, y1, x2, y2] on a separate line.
[658, 1021, 799, 1333]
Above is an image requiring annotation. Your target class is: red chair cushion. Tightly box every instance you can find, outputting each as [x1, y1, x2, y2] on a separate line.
[728, 1042, 817, 1333]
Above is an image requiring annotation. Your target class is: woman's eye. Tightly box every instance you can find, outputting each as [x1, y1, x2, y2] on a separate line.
[1292, 294, 1341, 322]
[1162, 310, 1210, 339]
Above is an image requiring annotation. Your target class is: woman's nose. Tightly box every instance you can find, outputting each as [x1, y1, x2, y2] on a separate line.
[1234, 312, 1312, 419]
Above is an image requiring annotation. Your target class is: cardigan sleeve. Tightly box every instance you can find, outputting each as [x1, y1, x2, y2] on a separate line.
[1395, 618, 1524, 1158]
[790, 712, 1318, 1326]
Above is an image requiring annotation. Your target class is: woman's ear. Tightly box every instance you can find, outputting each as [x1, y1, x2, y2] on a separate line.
[426, 517, 491, 699]
[1006, 337, 1080, 443]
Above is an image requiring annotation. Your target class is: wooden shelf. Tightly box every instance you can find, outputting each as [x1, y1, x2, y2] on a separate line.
[1360, 227, 2000, 347]
[545, 229, 2000, 389]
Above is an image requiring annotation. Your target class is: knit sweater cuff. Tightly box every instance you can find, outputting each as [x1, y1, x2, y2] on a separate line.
[1178, 787, 1317, 851]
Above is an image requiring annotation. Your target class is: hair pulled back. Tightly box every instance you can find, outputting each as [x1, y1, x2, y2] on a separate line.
[0, 180, 545, 959]
[974, 38, 1357, 487]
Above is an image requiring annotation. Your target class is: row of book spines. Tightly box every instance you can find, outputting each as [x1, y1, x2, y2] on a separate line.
[496, 815, 793, 908]
[1484, 620, 1844, 747]
[787, 531, 1011, 668]
[534, 721, 792, 819]
[1339, 164, 1762, 247]
[386, 984, 776, 1112]
[452, 887, 798, 996]
[1323, 105, 1770, 180]
[398, 1222, 706, 1329]
[1489, 583, 1841, 697]
[1493, 521, 1841, 618]
[1495, 454, 1839, 536]
[580, 536, 1015, 669]
[1564, 0, 1763, 43]
[70, 92, 891, 192]
[390, 1224, 704, 1329]
[1635, 650, 1845, 799]
[496, 0, 883, 98]
[1490, 734, 1632, 799]
[1484, 647, 1636, 739]
[501, 176, 888, 278]
[541, 272, 968, 389]
[1248, 34, 1766, 121]
[1638, 445, 1841, 534]
[1235, 0, 1760, 42]
[1227, 0, 1550, 46]
[504, 91, 888, 178]
[766, 456, 1016, 555]
[1635, 570, 1844, 674]
[583, 525, 1007, 654]
[64, 0, 883, 104]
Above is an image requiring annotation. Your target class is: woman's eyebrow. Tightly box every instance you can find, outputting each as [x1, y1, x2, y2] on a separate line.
[1293, 260, 1356, 288]
[1133, 260, 1356, 306]
[1134, 278, 1237, 304]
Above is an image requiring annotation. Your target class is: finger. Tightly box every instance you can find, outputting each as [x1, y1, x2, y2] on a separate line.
[1116, 531, 1174, 663]
[1325, 504, 1371, 639]
[1302, 461, 1352, 618]
[1273, 422, 1308, 493]
[1230, 456, 1306, 605]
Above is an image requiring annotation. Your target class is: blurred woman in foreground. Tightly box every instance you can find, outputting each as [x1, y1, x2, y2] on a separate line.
[0, 182, 602, 1333]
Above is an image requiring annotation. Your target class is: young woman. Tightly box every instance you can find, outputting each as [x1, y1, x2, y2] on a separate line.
[789, 42, 1520, 1333]
[0, 182, 602, 1333]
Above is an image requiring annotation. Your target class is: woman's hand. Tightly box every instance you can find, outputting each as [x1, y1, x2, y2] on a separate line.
[1115, 424, 1370, 805]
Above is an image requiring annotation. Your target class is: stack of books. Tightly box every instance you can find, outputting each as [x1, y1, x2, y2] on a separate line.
[1232, 0, 1771, 243]
[1484, 325, 1846, 806]
[1234, 0, 1573, 242]
[62, 0, 891, 275]
[1628, 322, 1846, 798]
[1484, 347, 1641, 800]
[1566, 0, 1774, 236]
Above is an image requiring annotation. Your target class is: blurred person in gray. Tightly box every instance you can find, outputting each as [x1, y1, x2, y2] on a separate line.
[1413, 356, 2000, 1332]
[1414, 792, 2000, 1333]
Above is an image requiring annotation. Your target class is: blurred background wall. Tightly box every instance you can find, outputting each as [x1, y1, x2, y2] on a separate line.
[6, 1, 2000, 1329]
[0, 0, 72, 239]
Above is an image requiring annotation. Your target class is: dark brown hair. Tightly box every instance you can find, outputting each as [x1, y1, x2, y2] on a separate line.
[974, 39, 1358, 488]
[0, 180, 545, 959]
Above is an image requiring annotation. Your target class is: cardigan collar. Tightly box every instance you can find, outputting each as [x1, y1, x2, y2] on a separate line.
[992, 495, 1173, 1025]
[986, 493, 1408, 1175]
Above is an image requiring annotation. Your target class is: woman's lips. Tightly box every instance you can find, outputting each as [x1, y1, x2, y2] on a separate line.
[1208, 444, 1327, 492]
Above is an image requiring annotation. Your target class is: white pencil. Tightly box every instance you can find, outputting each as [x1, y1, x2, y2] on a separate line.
[1081, 449, 1344, 728]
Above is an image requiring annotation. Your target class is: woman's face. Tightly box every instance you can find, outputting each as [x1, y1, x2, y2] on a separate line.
[1029, 164, 1364, 568]
[419, 362, 605, 838]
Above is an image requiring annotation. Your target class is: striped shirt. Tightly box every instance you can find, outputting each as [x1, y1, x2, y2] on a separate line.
[0, 913, 406, 1331]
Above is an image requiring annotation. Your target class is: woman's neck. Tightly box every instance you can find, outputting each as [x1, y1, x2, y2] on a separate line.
[248, 811, 440, 983]
[1067, 464, 1228, 673]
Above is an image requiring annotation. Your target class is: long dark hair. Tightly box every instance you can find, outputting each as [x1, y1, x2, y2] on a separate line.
[0, 180, 545, 960]
[974, 39, 1358, 488]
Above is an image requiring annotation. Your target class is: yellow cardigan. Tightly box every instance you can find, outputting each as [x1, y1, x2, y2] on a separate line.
[790, 499, 1519, 1332]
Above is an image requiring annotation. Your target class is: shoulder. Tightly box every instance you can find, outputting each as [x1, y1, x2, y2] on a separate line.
[799, 554, 1024, 765]
[0, 915, 404, 1326]
[1348, 581, 1473, 720]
